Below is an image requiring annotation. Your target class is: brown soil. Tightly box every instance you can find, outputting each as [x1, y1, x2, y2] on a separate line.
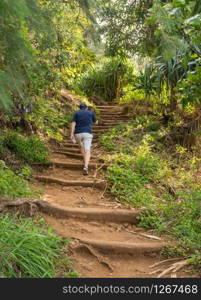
[32, 105, 198, 278]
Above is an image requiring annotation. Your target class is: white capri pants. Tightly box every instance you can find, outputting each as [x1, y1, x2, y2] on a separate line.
[75, 133, 93, 150]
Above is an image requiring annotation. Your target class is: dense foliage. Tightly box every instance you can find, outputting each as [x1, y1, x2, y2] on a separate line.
[77, 57, 134, 101]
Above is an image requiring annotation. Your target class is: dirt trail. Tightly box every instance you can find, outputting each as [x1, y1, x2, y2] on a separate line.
[33, 105, 196, 278]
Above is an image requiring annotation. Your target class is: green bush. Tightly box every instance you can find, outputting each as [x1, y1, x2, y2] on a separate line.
[77, 57, 134, 102]
[120, 89, 146, 104]
[6, 132, 50, 163]
[0, 214, 69, 277]
[0, 161, 35, 199]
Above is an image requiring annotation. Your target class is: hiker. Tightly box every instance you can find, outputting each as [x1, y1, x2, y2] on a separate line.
[70, 103, 98, 175]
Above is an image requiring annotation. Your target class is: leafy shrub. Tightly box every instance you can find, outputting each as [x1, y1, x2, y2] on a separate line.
[0, 214, 69, 277]
[120, 89, 146, 104]
[177, 63, 201, 106]
[77, 57, 134, 102]
[6, 132, 50, 163]
[0, 161, 35, 199]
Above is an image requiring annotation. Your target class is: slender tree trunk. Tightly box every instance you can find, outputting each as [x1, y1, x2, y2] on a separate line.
[116, 78, 121, 101]
[170, 86, 177, 112]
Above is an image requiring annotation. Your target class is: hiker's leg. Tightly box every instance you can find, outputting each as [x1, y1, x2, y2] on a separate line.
[75, 134, 85, 160]
[83, 150, 91, 169]
[83, 133, 93, 169]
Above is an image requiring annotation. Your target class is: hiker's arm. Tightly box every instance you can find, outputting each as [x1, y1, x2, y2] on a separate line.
[92, 112, 98, 125]
[70, 121, 76, 141]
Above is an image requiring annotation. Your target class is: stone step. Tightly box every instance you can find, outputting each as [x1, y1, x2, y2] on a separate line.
[34, 176, 106, 189]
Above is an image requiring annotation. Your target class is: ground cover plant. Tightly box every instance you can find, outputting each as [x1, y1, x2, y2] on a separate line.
[100, 115, 201, 272]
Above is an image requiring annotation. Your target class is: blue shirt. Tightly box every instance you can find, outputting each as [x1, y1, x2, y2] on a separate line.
[72, 110, 96, 134]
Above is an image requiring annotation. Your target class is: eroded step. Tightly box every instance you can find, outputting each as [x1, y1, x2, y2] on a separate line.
[34, 163, 105, 179]
[100, 114, 129, 117]
[43, 215, 165, 255]
[38, 201, 138, 224]
[34, 175, 106, 189]
[34, 183, 115, 208]
[75, 239, 165, 255]
[32, 161, 107, 170]
[94, 125, 113, 129]
[96, 106, 118, 108]
[53, 151, 98, 160]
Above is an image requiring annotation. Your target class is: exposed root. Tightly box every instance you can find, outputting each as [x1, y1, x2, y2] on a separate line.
[71, 243, 114, 272]
[93, 163, 107, 178]
[149, 258, 190, 278]
[149, 257, 182, 268]
[100, 181, 108, 199]
[0, 198, 39, 217]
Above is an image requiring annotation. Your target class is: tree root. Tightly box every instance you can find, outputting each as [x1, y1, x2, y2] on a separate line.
[93, 163, 107, 179]
[149, 258, 190, 278]
[0, 198, 39, 217]
[71, 243, 114, 272]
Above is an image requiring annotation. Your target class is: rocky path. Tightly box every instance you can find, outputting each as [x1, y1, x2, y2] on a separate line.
[33, 105, 194, 278]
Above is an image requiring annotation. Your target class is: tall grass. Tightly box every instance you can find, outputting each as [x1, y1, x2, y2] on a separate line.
[0, 214, 69, 278]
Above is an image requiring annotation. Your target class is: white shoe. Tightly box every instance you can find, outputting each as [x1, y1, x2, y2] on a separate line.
[83, 167, 88, 175]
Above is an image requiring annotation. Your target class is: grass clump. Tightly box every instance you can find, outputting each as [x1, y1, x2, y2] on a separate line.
[0, 214, 70, 278]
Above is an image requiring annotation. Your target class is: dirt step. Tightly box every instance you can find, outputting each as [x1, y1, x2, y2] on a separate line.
[54, 147, 81, 153]
[93, 129, 109, 133]
[100, 113, 127, 117]
[101, 116, 129, 120]
[42, 215, 166, 255]
[53, 151, 99, 160]
[34, 161, 107, 170]
[54, 148, 82, 154]
[96, 106, 118, 109]
[73, 238, 165, 255]
[61, 143, 80, 148]
[34, 175, 106, 189]
[98, 106, 122, 109]
[38, 201, 139, 224]
[100, 120, 126, 124]
[94, 125, 113, 129]
[36, 163, 105, 180]
[61, 142, 99, 149]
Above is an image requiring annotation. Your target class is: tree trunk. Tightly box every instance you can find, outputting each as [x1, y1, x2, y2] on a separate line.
[169, 86, 177, 112]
